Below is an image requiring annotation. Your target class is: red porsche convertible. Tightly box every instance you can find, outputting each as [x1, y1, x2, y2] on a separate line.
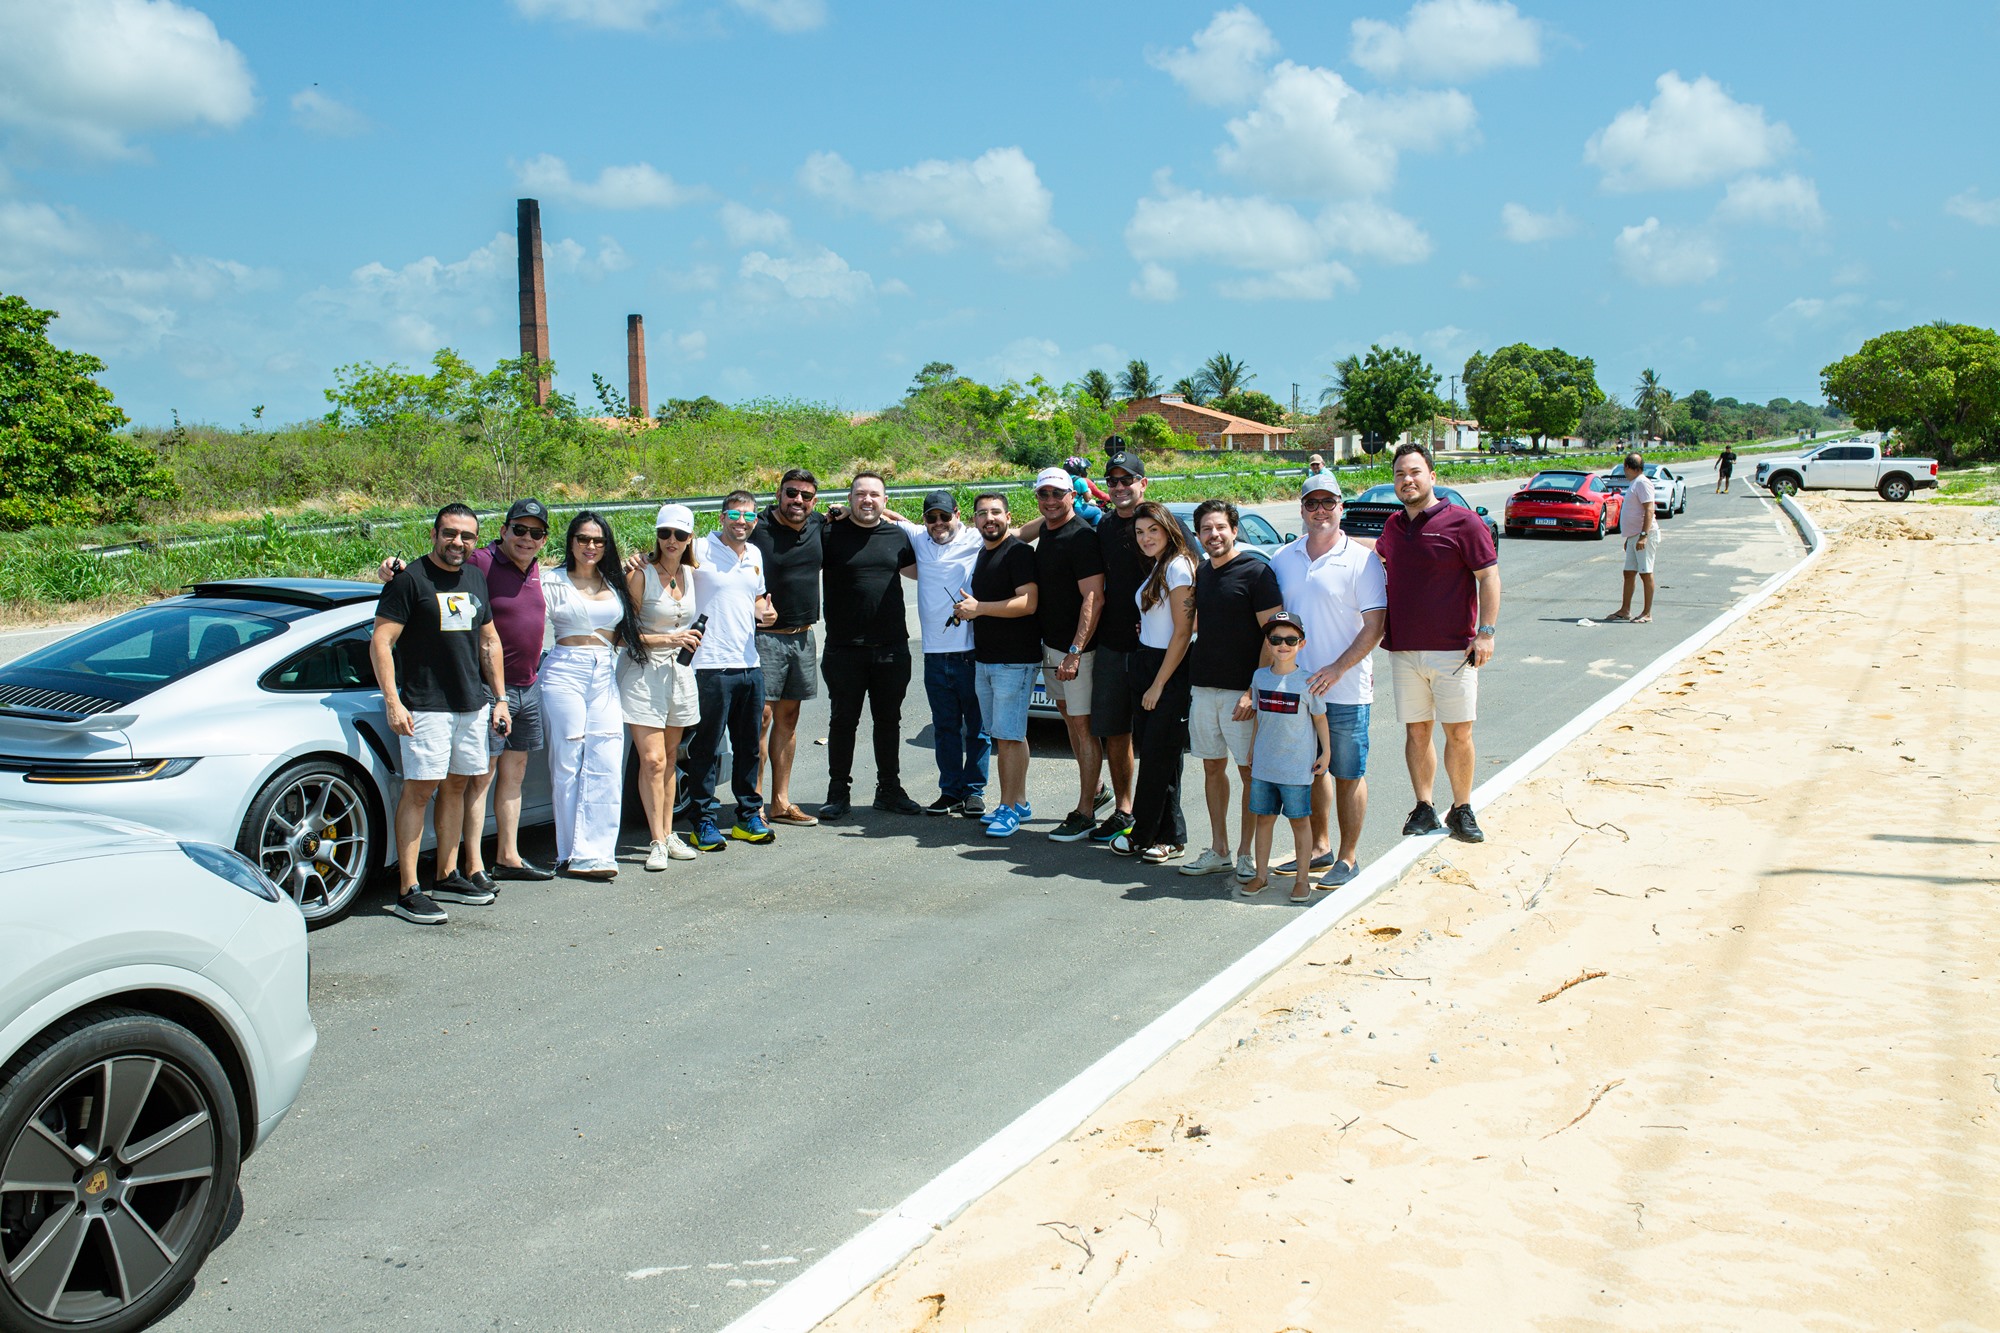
[1503, 469, 1624, 539]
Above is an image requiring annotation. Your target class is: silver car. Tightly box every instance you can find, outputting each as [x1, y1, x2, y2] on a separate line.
[1599, 463, 1688, 517]
[0, 579, 552, 925]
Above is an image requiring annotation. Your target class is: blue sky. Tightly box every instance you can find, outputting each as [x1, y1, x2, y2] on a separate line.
[3, 0, 1997, 427]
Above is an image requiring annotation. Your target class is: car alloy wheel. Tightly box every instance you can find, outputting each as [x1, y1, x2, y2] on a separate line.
[239, 759, 375, 925]
[0, 1010, 240, 1331]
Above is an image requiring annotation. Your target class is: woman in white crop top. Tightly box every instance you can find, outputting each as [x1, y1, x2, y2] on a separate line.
[539, 511, 642, 878]
[1116, 501, 1197, 864]
[618, 502, 706, 868]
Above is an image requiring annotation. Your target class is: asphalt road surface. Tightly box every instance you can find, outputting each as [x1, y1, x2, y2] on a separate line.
[10, 464, 1802, 1332]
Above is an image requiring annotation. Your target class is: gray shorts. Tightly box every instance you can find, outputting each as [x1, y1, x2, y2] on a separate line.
[758, 629, 818, 702]
[488, 682, 545, 755]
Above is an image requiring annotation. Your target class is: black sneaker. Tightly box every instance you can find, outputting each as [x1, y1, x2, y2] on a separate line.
[1092, 783, 1114, 813]
[431, 871, 495, 905]
[924, 793, 962, 816]
[958, 794, 986, 818]
[1049, 810, 1096, 842]
[1089, 809, 1133, 843]
[392, 890, 448, 924]
[1445, 804, 1485, 843]
[1401, 801, 1444, 836]
[491, 860, 554, 881]
[468, 869, 497, 896]
[874, 789, 925, 815]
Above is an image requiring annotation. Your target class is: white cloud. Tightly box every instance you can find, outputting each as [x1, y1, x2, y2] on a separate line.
[0, 0, 255, 158]
[514, 153, 704, 209]
[289, 87, 368, 137]
[1130, 262, 1180, 301]
[544, 235, 632, 278]
[738, 246, 873, 305]
[1146, 6, 1277, 106]
[1126, 187, 1325, 270]
[1716, 172, 1823, 229]
[729, 0, 826, 32]
[1945, 188, 2000, 226]
[1421, 324, 1470, 355]
[510, 0, 664, 30]
[1499, 201, 1575, 242]
[1585, 72, 1794, 192]
[1218, 61, 1475, 199]
[661, 263, 722, 292]
[1766, 293, 1861, 338]
[1350, 0, 1542, 83]
[1216, 263, 1355, 301]
[799, 146, 1074, 268]
[1831, 262, 1869, 286]
[1319, 199, 1431, 263]
[307, 232, 516, 354]
[987, 336, 1063, 383]
[718, 202, 792, 247]
[1613, 216, 1721, 286]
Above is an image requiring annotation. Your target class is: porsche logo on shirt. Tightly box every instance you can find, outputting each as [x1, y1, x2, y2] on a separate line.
[1254, 687, 1300, 715]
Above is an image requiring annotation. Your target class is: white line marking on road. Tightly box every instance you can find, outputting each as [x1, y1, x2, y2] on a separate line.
[1520, 655, 1565, 665]
[625, 1265, 691, 1280]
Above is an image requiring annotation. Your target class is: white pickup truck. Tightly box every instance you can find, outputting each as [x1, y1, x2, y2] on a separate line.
[1753, 440, 1939, 502]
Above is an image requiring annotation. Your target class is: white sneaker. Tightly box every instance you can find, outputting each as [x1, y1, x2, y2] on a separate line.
[1179, 848, 1234, 876]
[663, 832, 698, 861]
[645, 841, 672, 871]
[1234, 854, 1257, 882]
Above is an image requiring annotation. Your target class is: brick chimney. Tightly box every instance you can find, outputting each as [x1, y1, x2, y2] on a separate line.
[516, 199, 550, 405]
[626, 314, 648, 420]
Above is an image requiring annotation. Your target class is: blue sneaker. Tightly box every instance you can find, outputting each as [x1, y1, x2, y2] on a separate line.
[980, 800, 1028, 825]
[986, 804, 1023, 837]
[691, 820, 728, 852]
[730, 813, 776, 844]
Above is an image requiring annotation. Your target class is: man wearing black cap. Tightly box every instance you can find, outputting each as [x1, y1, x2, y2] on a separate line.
[897, 488, 990, 815]
[818, 471, 921, 819]
[1085, 448, 1149, 843]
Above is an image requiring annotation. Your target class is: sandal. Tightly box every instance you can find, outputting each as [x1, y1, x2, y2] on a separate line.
[1602, 611, 1632, 622]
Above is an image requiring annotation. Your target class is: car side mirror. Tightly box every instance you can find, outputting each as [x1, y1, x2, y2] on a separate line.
[1284, 532, 1297, 542]
[1475, 506, 1488, 516]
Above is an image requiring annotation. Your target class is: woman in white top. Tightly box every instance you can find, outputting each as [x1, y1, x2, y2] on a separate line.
[1113, 501, 1198, 863]
[619, 503, 706, 870]
[540, 511, 643, 879]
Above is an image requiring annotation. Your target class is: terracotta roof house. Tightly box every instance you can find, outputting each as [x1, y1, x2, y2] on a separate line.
[1112, 395, 1294, 451]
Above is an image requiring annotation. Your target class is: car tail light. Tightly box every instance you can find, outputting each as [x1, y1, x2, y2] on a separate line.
[19, 757, 199, 783]
[1930, 462, 1938, 476]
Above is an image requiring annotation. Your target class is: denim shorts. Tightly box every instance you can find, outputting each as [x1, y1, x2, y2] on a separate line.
[975, 662, 1038, 742]
[488, 683, 545, 755]
[1325, 702, 1370, 780]
[1248, 777, 1312, 820]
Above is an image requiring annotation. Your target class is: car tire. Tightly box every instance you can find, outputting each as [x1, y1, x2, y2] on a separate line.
[237, 758, 378, 927]
[1593, 509, 1608, 540]
[1768, 473, 1801, 497]
[0, 1008, 241, 1333]
[1878, 476, 1912, 502]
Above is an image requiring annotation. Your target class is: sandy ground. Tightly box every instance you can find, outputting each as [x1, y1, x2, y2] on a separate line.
[821, 495, 2000, 1332]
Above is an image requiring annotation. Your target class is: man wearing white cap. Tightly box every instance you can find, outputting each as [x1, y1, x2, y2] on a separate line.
[896, 488, 991, 815]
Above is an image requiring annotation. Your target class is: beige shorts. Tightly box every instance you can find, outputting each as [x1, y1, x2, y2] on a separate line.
[1188, 685, 1253, 763]
[1624, 534, 1656, 574]
[1041, 644, 1094, 715]
[1390, 649, 1479, 725]
[399, 707, 492, 781]
[616, 655, 701, 728]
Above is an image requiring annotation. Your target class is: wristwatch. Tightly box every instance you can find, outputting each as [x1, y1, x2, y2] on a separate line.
[1476, 624, 1497, 637]
[1066, 643, 1083, 656]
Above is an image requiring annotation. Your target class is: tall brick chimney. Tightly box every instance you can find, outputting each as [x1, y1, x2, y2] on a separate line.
[626, 314, 648, 420]
[516, 199, 550, 405]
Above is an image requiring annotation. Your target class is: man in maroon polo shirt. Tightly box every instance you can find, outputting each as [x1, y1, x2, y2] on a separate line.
[1373, 443, 1501, 844]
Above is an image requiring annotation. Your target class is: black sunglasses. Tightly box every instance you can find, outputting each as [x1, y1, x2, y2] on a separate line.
[508, 523, 548, 539]
[782, 486, 817, 502]
[1266, 634, 1303, 647]
[656, 528, 691, 542]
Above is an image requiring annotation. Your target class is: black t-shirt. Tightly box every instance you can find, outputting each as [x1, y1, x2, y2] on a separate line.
[1718, 449, 1737, 472]
[971, 538, 1043, 665]
[750, 508, 825, 629]
[1033, 514, 1107, 652]
[1187, 554, 1284, 690]
[821, 519, 916, 647]
[1093, 510, 1147, 653]
[375, 556, 492, 712]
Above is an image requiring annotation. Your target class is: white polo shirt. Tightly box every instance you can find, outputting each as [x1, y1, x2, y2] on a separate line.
[688, 533, 767, 670]
[897, 519, 983, 653]
[1269, 533, 1388, 706]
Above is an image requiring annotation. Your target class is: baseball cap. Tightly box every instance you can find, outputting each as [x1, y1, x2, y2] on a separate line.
[505, 498, 550, 526]
[922, 488, 957, 517]
[654, 502, 695, 532]
[1264, 610, 1308, 640]
[1103, 452, 1146, 479]
[1035, 466, 1073, 492]
[1300, 471, 1342, 498]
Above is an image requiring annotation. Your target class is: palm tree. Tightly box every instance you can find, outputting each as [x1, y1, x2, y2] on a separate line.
[1196, 352, 1253, 399]
[1633, 368, 1673, 442]
[1078, 368, 1115, 409]
[1171, 375, 1210, 406]
[1117, 359, 1161, 402]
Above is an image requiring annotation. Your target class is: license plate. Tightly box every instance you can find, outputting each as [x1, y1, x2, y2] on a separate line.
[1030, 688, 1051, 707]
[1535, 517, 1557, 525]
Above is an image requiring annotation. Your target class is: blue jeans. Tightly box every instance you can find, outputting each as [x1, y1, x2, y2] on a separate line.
[687, 666, 764, 827]
[924, 651, 989, 800]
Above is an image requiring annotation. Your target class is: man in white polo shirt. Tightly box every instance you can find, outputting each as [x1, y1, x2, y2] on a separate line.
[684, 489, 778, 851]
[1605, 452, 1659, 624]
[897, 488, 990, 816]
[1268, 472, 1388, 888]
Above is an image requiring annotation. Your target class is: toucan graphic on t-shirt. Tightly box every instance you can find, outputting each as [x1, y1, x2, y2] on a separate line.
[436, 592, 480, 631]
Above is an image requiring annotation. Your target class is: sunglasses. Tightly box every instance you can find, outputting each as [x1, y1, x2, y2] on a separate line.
[1035, 487, 1066, 498]
[721, 509, 756, 521]
[1302, 496, 1340, 511]
[1266, 634, 1303, 647]
[507, 523, 548, 540]
[572, 534, 606, 547]
[1104, 475, 1138, 487]
[782, 487, 817, 502]
[439, 528, 478, 543]
[924, 511, 953, 522]
[656, 528, 691, 542]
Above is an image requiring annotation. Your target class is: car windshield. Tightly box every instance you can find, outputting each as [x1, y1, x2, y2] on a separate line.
[1354, 485, 1398, 504]
[1599, 473, 1632, 490]
[1238, 513, 1281, 544]
[5, 602, 288, 696]
[1527, 473, 1589, 491]
[1437, 487, 1469, 509]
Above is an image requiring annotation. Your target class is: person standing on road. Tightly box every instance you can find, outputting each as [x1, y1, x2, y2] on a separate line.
[818, 472, 922, 820]
[1606, 452, 1659, 624]
[1110, 501, 1196, 865]
[956, 493, 1040, 838]
[685, 491, 778, 851]
[370, 504, 509, 924]
[1715, 445, 1737, 494]
[897, 488, 990, 816]
[1028, 465, 1109, 842]
[619, 504, 706, 870]
[1237, 611, 1331, 905]
[1180, 500, 1283, 881]
[1269, 474, 1388, 887]
[1374, 443, 1500, 845]
[750, 468, 828, 829]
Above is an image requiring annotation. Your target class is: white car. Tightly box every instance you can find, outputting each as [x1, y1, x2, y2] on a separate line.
[0, 801, 315, 1331]
[1598, 463, 1688, 518]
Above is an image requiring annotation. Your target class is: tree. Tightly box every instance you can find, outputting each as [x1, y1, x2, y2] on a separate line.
[1684, 388, 1715, 422]
[1171, 375, 1210, 406]
[1327, 345, 1442, 446]
[1078, 368, 1115, 409]
[1579, 398, 1636, 446]
[1195, 351, 1253, 399]
[1821, 323, 2000, 465]
[1465, 344, 1604, 449]
[1117, 359, 1161, 401]
[1632, 368, 1673, 440]
[1213, 389, 1284, 426]
[0, 292, 176, 529]
[911, 361, 958, 394]
[1123, 412, 1187, 452]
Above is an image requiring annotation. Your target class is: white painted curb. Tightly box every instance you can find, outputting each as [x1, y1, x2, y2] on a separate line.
[722, 498, 1826, 1333]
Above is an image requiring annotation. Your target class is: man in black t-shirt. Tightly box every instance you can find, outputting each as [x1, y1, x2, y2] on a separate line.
[749, 467, 827, 827]
[1182, 500, 1284, 881]
[370, 503, 509, 925]
[817, 471, 921, 819]
[1715, 446, 1737, 494]
[1028, 465, 1108, 840]
[1086, 450, 1150, 843]
[956, 492, 1041, 837]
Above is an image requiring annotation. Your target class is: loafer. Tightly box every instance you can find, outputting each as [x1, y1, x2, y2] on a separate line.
[1317, 859, 1359, 889]
[1445, 804, 1485, 844]
[431, 871, 495, 905]
[1274, 851, 1335, 875]
[491, 860, 554, 881]
[958, 794, 986, 818]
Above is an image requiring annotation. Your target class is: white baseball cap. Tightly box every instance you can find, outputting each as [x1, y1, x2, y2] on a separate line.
[1034, 466, 1073, 492]
[654, 503, 696, 532]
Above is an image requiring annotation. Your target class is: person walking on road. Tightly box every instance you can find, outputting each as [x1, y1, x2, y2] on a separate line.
[1606, 452, 1660, 624]
[1269, 474, 1387, 887]
[750, 468, 829, 828]
[818, 472, 921, 820]
[1237, 612, 1331, 905]
[1110, 501, 1196, 865]
[1715, 445, 1737, 494]
[370, 503, 509, 923]
[956, 493, 1041, 838]
[1027, 465, 1109, 842]
[897, 488, 990, 816]
[1180, 500, 1283, 880]
[620, 503, 706, 870]
[1374, 443, 1500, 845]
[685, 491, 778, 851]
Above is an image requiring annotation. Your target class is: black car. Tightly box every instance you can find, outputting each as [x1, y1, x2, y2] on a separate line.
[1340, 484, 1501, 545]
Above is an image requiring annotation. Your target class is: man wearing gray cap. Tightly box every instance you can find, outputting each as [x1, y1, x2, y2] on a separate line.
[897, 489, 991, 815]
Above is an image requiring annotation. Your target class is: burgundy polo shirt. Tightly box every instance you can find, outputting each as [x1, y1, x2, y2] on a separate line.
[467, 542, 546, 686]
[1374, 501, 1497, 653]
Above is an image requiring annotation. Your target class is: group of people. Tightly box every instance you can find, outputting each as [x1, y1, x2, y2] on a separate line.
[370, 439, 1503, 923]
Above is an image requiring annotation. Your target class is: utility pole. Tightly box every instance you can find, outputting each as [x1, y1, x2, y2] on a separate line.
[1290, 382, 1300, 416]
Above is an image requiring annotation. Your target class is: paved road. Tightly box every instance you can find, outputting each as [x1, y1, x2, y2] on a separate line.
[17, 464, 1799, 1332]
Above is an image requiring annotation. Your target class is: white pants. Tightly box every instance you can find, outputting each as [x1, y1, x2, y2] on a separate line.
[540, 646, 625, 865]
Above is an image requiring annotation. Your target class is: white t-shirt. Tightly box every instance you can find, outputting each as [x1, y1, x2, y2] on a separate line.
[896, 519, 983, 654]
[1136, 555, 1196, 650]
[1269, 534, 1388, 705]
[1621, 474, 1655, 535]
[688, 534, 767, 670]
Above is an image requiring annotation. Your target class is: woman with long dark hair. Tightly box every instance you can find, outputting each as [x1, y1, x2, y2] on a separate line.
[619, 503, 705, 870]
[540, 510, 643, 878]
[1111, 500, 1197, 864]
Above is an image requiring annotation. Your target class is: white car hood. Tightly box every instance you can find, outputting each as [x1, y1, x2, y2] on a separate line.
[0, 799, 183, 874]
